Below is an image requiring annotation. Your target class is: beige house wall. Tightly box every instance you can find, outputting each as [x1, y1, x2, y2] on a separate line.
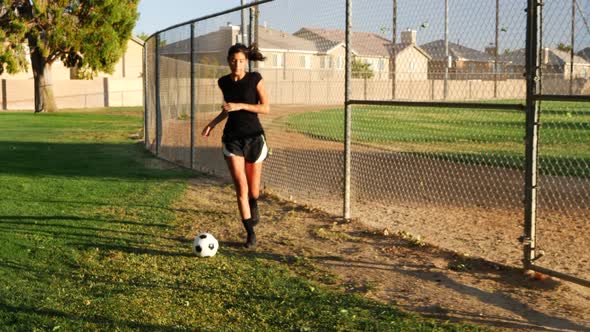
[1, 78, 143, 110]
[0, 59, 71, 81]
[100, 38, 145, 80]
[356, 55, 389, 80]
[1, 37, 144, 110]
[1, 38, 144, 81]
[395, 48, 429, 81]
[155, 54, 527, 107]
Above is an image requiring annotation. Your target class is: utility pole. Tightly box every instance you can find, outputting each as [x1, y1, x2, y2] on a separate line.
[391, 0, 397, 100]
[494, 0, 499, 98]
[241, 0, 247, 44]
[570, 0, 576, 95]
[444, 0, 449, 99]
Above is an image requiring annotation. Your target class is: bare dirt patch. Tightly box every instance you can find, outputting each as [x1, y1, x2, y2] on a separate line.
[156, 104, 590, 330]
[173, 176, 590, 332]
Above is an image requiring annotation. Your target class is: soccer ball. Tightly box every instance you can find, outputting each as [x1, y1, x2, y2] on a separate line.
[192, 233, 219, 257]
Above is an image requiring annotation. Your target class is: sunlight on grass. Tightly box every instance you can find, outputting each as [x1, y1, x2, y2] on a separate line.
[286, 101, 590, 177]
[0, 108, 483, 331]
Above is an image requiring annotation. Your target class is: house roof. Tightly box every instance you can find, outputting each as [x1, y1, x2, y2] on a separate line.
[258, 26, 320, 53]
[161, 25, 321, 56]
[130, 35, 145, 46]
[294, 27, 391, 57]
[420, 40, 494, 62]
[160, 28, 225, 56]
[500, 48, 590, 66]
[391, 43, 432, 59]
[578, 47, 590, 61]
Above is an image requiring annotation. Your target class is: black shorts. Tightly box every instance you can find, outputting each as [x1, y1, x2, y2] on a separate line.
[222, 134, 268, 163]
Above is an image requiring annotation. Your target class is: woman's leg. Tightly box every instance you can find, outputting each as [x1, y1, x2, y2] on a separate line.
[245, 161, 263, 199]
[226, 156, 251, 220]
[226, 156, 256, 247]
[245, 161, 263, 223]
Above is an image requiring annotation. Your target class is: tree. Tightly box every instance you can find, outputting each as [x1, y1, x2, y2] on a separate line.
[352, 59, 373, 79]
[558, 43, 573, 52]
[136, 32, 150, 41]
[0, 0, 140, 113]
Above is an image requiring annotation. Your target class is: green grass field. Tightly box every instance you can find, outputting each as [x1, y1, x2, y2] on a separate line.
[0, 108, 482, 331]
[286, 101, 590, 177]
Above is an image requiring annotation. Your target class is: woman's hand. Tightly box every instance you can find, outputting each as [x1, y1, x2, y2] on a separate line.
[201, 125, 212, 137]
[222, 102, 240, 112]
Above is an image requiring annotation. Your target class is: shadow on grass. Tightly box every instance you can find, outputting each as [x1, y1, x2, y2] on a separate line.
[228, 236, 589, 332]
[0, 215, 168, 228]
[0, 141, 191, 179]
[0, 300, 188, 331]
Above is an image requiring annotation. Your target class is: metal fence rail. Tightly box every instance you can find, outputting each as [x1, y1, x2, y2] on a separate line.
[144, 0, 590, 287]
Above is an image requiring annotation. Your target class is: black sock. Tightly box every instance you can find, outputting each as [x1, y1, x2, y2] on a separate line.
[242, 218, 257, 248]
[249, 198, 259, 225]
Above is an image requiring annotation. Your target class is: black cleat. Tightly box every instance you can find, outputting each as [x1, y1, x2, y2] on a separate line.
[242, 218, 257, 248]
[249, 198, 259, 226]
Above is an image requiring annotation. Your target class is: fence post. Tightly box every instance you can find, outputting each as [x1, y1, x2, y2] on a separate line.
[249, 6, 254, 70]
[569, 0, 575, 95]
[1, 79, 6, 110]
[343, 0, 352, 220]
[155, 34, 162, 156]
[494, 0, 499, 99]
[142, 41, 148, 151]
[190, 23, 196, 169]
[444, 0, 449, 99]
[103, 77, 109, 107]
[523, 0, 541, 269]
[240, 0, 247, 44]
[143, 41, 147, 148]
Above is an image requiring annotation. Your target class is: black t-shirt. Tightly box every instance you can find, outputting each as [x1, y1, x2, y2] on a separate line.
[218, 71, 264, 142]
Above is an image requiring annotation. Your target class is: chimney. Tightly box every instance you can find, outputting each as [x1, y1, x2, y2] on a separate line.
[400, 29, 416, 45]
[485, 46, 497, 56]
[543, 47, 549, 65]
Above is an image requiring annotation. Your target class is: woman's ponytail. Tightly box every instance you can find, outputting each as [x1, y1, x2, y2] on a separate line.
[246, 43, 266, 61]
[227, 43, 266, 62]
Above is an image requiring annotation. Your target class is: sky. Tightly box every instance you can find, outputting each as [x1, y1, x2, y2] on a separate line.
[134, 1, 244, 36]
[134, 0, 589, 52]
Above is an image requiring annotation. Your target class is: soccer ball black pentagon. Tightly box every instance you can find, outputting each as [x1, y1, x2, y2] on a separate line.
[192, 233, 219, 257]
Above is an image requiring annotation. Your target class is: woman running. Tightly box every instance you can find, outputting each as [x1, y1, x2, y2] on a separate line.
[201, 43, 270, 248]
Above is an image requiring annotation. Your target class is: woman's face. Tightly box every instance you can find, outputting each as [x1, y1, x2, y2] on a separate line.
[228, 51, 247, 76]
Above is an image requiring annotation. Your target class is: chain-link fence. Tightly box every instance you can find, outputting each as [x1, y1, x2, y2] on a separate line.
[144, 0, 590, 287]
[533, 0, 590, 284]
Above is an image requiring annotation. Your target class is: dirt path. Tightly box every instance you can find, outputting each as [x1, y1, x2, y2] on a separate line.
[173, 176, 590, 332]
[159, 104, 590, 281]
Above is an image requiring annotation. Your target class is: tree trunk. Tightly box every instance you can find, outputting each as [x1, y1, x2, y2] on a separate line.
[30, 47, 58, 113]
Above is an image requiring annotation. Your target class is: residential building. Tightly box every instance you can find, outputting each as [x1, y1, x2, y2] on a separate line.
[1, 36, 144, 80]
[501, 48, 590, 80]
[420, 40, 497, 80]
[576, 47, 590, 63]
[294, 27, 390, 80]
[390, 30, 431, 81]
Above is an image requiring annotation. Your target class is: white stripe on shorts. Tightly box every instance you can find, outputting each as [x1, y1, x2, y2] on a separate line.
[222, 144, 236, 158]
[254, 135, 268, 163]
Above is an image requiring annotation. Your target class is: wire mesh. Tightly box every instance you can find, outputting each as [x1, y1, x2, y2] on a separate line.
[352, 0, 528, 102]
[348, 103, 526, 266]
[348, 1, 528, 265]
[535, 101, 590, 280]
[145, 37, 157, 154]
[254, 0, 346, 215]
[143, 0, 590, 284]
[532, 0, 590, 282]
[157, 26, 192, 167]
[192, 10, 245, 178]
[540, 0, 590, 95]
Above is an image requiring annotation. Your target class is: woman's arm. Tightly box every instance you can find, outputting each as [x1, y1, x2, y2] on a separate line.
[222, 79, 270, 114]
[201, 110, 228, 137]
